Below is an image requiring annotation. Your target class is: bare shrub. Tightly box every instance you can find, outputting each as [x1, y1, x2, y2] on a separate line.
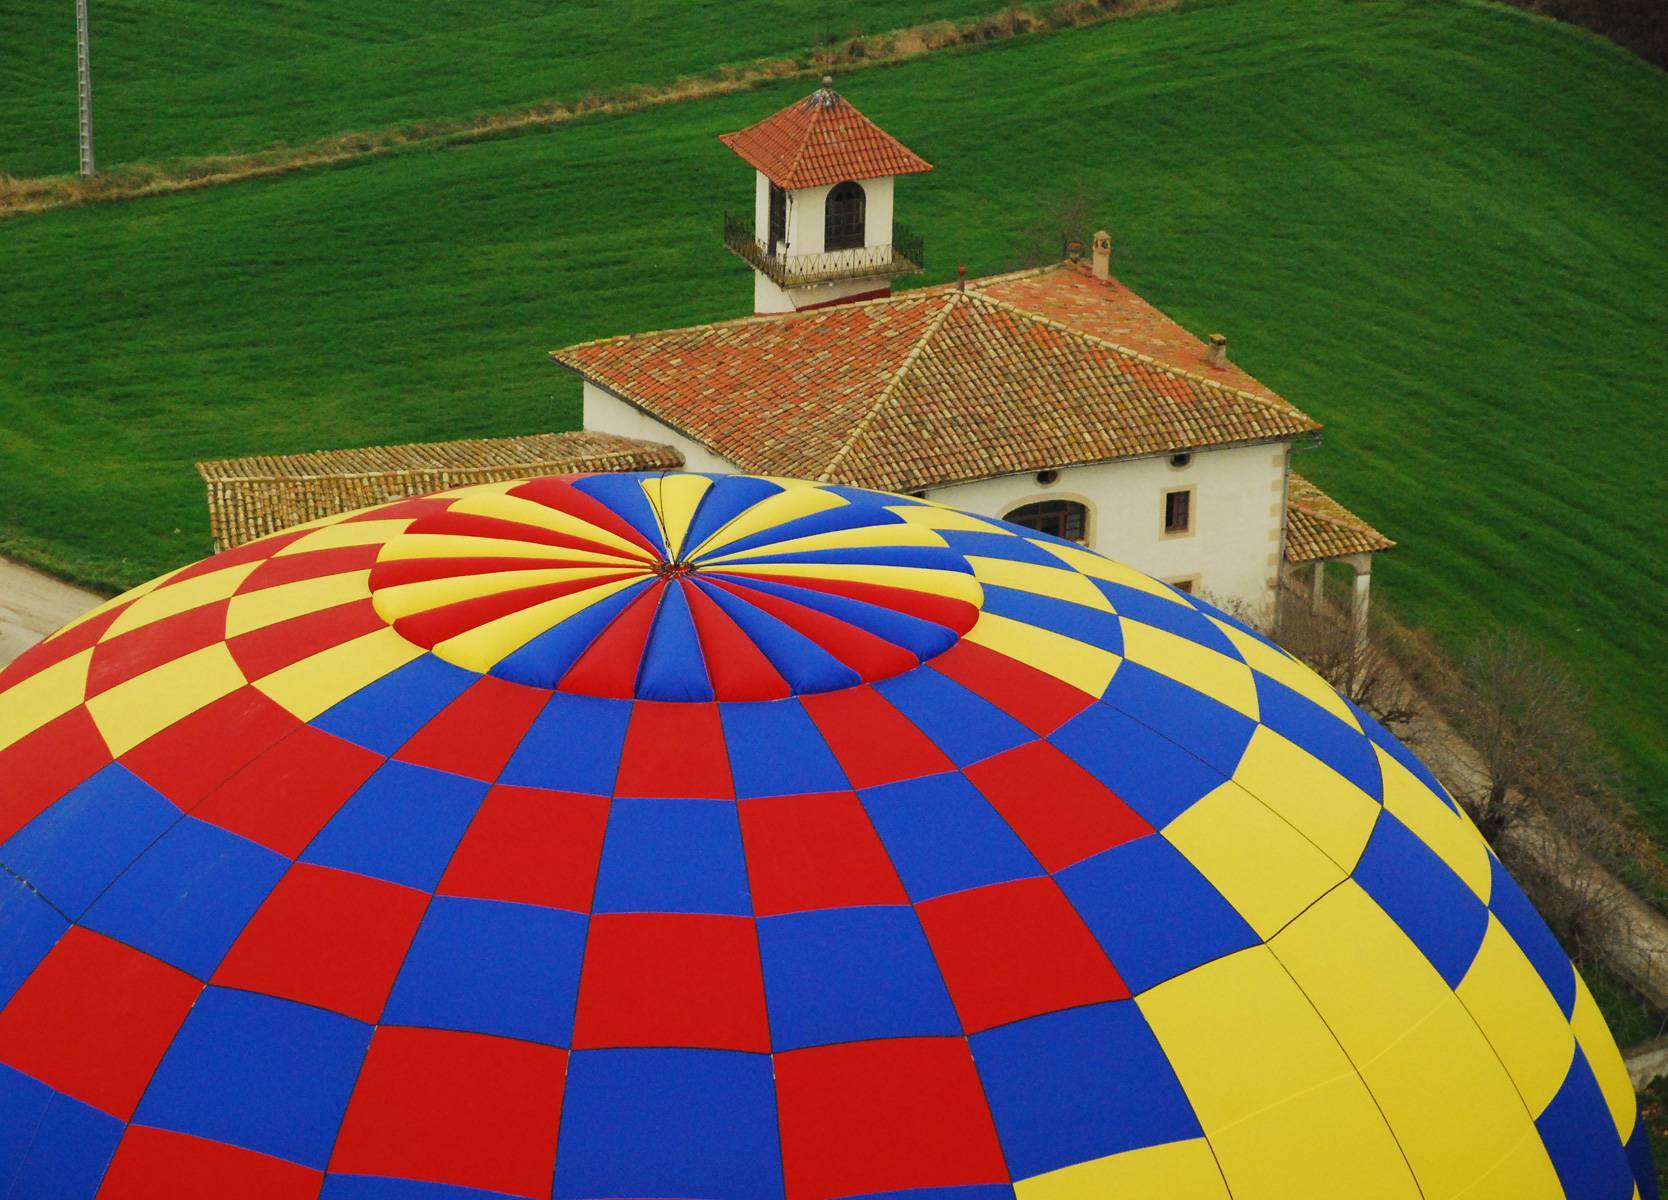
[1272, 591, 1429, 742]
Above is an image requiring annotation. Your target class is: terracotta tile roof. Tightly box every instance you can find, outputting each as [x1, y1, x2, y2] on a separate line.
[197, 432, 681, 550]
[718, 82, 932, 191]
[1284, 473, 1395, 563]
[552, 291, 1319, 493]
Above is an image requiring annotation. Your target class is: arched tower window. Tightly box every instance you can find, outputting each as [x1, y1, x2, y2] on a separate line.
[825, 181, 866, 251]
[1005, 499, 1087, 543]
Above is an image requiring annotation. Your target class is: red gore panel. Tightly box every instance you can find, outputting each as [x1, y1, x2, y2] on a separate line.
[614, 701, 733, 799]
[97, 1126, 323, 1199]
[738, 791, 908, 916]
[799, 686, 954, 789]
[394, 676, 548, 780]
[192, 726, 383, 858]
[437, 786, 608, 912]
[121, 687, 301, 809]
[962, 739, 1152, 872]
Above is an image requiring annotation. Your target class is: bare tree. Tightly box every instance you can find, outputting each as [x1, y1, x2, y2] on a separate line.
[1005, 182, 1106, 270]
[1271, 594, 1428, 741]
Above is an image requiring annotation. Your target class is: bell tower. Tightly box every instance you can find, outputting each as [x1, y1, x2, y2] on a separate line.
[720, 78, 932, 314]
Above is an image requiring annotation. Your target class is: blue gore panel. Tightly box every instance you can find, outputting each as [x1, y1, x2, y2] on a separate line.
[1535, 1049, 1636, 1200]
[135, 987, 371, 1170]
[971, 1001, 1201, 1178]
[679, 476, 785, 556]
[593, 798, 748, 915]
[848, 1189, 1016, 1200]
[1487, 854, 1578, 1017]
[322, 1177, 528, 1200]
[980, 586, 1125, 658]
[860, 772, 1042, 901]
[1057, 834, 1257, 994]
[494, 580, 653, 690]
[382, 897, 587, 1048]
[555, 1048, 782, 1199]
[1254, 676, 1383, 800]
[1050, 704, 1225, 828]
[0, 763, 178, 918]
[1091, 582, 1236, 654]
[1627, 1111, 1660, 1200]
[83, 816, 287, 979]
[697, 580, 860, 695]
[570, 474, 668, 554]
[1355, 701, 1455, 809]
[500, 692, 630, 795]
[759, 906, 959, 1050]
[709, 502, 901, 561]
[874, 668, 1032, 769]
[724, 575, 960, 660]
[637, 580, 713, 702]
[312, 654, 476, 754]
[717, 546, 968, 573]
[0, 1064, 122, 1200]
[936, 530, 1065, 566]
[1100, 663, 1256, 779]
[720, 699, 849, 799]
[301, 762, 486, 892]
[0, 871, 68, 1008]
[1353, 811, 1488, 988]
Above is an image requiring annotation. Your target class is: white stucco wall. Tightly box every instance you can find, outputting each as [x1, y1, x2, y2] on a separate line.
[750, 171, 896, 314]
[582, 382, 738, 475]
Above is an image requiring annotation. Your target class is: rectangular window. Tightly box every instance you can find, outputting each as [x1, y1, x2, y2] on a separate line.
[1163, 488, 1192, 535]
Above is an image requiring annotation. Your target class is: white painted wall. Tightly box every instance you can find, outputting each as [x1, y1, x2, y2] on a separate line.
[582, 382, 738, 474]
[749, 171, 896, 314]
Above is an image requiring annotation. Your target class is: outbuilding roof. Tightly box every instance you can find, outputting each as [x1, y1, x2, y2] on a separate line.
[718, 81, 932, 190]
[1284, 473, 1396, 562]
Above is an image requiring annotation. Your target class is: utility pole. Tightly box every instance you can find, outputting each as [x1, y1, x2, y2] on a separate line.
[76, 0, 95, 177]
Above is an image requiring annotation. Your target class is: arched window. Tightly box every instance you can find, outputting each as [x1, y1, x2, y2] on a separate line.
[825, 181, 866, 251]
[1005, 499, 1087, 543]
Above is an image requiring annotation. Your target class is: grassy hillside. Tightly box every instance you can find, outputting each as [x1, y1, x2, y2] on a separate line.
[0, 0, 1002, 177]
[4, 0, 1668, 837]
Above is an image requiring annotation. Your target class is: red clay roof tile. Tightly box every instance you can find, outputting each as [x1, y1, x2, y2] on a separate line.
[718, 83, 932, 191]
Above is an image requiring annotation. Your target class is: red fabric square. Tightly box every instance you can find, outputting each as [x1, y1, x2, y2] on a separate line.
[437, 785, 607, 911]
[212, 864, 428, 1022]
[85, 602, 229, 698]
[799, 685, 953, 789]
[917, 876, 1127, 1032]
[963, 739, 1152, 871]
[928, 641, 1094, 735]
[330, 1026, 566, 1199]
[738, 791, 908, 916]
[0, 928, 200, 1119]
[776, 1037, 1008, 1199]
[237, 543, 380, 593]
[0, 707, 109, 844]
[97, 1126, 322, 1199]
[227, 599, 386, 681]
[614, 701, 733, 799]
[163, 531, 305, 585]
[122, 687, 301, 809]
[192, 726, 382, 857]
[395, 676, 548, 781]
[572, 914, 769, 1052]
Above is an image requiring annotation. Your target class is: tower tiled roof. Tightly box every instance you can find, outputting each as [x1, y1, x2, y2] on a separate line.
[1284, 473, 1395, 562]
[552, 289, 1319, 494]
[718, 81, 932, 190]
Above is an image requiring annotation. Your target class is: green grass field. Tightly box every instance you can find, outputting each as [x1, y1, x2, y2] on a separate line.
[4, 0, 1668, 841]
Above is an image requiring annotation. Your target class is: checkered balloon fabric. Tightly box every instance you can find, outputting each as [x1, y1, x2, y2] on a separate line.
[0, 473, 1652, 1199]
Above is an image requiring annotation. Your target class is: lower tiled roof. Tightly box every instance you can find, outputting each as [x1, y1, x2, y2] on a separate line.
[1284, 473, 1395, 563]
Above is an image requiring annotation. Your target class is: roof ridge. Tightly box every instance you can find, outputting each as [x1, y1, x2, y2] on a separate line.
[819, 291, 961, 481]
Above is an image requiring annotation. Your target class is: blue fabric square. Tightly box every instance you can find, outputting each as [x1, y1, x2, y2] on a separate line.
[981, 585, 1125, 658]
[312, 654, 476, 755]
[874, 668, 1032, 769]
[1051, 704, 1225, 828]
[501, 692, 631, 795]
[1254, 676, 1382, 800]
[1536, 1049, 1636, 1200]
[939, 530, 1072, 565]
[758, 906, 959, 1049]
[1487, 854, 1577, 1017]
[1353, 810, 1488, 988]
[0, 763, 178, 918]
[302, 761, 486, 891]
[593, 798, 748, 915]
[135, 987, 371, 1170]
[1099, 662, 1255, 778]
[555, 1048, 782, 1198]
[860, 772, 1042, 901]
[0, 1064, 122, 1200]
[382, 896, 587, 1047]
[971, 1001, 1201, 1178]
[721, 699, 850, 798]
[323, 1175, 527, 1200]
[1354, 700, 1455, 810]
[1093, 582, 1237, 655]
[1057, 834, 1257, 993]
[1627, 1111, 1660, 1200]
[0, 871, 68, 1008]
[83, 816, 287, 979]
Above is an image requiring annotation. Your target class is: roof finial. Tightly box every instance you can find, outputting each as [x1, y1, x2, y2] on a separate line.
[815, 75, 837, 106]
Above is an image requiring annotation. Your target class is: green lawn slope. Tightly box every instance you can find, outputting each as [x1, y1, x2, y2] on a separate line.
[4, 0, 1667, 836]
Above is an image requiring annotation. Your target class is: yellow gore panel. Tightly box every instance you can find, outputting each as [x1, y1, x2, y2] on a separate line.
[1014, 1137, 1229, 1200]
[1455, 915, 1578, 1117]
[1231, 725, 1381, 871]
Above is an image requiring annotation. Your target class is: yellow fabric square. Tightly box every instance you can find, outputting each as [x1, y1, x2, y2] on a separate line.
[85, 643, 246, 756]
[1163, 780, 1344, 939]
[1232, 725, 1380, 871]
[1120, 620, 1258, 718]
[274, 519, 415, 557]
[0, 648, 93, 754]
[1455, 914, 1577, 1116]
[103, 561, 259, 639]
[1377, 744, 1492, 902]
[255, 627, 426, 721]
[1207, 615, 1359, 728]
[965, 611, 1119, 697]
[1570, 969, 1637, 1139]
[226, 570, 374, 637]
[47, 571, 177, 641]
[964, 555, 1112, 611]
[1032, 539, 1190, 603]
[1015, 1137, 1229, 1200]
[888, 504, 1007, 534]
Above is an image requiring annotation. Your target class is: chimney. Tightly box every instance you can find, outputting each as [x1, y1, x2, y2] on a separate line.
[1091, 229, 1111, 280]
[1207, 333, 1228, 369]
[956, 264, 966, 292]
[1065, 239, 1084, 263]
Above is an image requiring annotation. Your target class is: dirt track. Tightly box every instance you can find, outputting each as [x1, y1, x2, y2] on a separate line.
[0, 557, 104, 667]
